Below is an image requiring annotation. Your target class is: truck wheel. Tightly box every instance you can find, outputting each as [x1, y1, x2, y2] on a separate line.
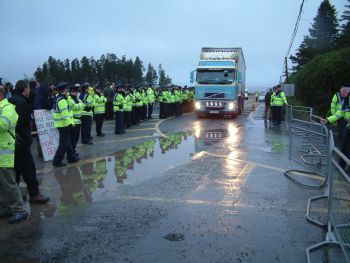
[197, 114, 205, 119]
[231, 112, 237, 119]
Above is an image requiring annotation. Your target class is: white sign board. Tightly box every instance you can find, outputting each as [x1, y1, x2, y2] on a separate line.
[34, 110, 59, 161]
[282, 84, 295, 96]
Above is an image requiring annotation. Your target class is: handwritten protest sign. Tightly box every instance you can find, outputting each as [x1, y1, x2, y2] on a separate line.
[34, 110, 59, 161]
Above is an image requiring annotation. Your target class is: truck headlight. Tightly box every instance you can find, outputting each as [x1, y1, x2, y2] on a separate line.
[228, 102, 234, 110]
[195, 101, 201, 110]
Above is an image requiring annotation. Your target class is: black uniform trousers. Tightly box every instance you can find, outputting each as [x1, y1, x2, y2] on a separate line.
[271, 106, 283, 126]
[124, 111, 132, 127]
[338, 118, 347, 141]
[53, 126, 76, 165]
[340, 129, 350, 168]
[135, 106, 141, 123]
[141, 105, 147, 120]
[131, 108, 137, 125]
[81, 115, 92, 143]
[159, 102, 164, 118]
[95, 114, 104, 135]
[175, 102, 181, 117]
[71, 124, 81, 153]
[148, 103, 154, 119]
[15, 146, 39, 197]
[115, 111, 125, 135]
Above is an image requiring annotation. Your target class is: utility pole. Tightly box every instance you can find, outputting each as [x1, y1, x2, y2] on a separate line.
[284, 57, 289, 82]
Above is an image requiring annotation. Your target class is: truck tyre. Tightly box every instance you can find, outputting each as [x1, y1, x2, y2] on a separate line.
[231, 112, 237, 119]
[197, 114, 205, 119]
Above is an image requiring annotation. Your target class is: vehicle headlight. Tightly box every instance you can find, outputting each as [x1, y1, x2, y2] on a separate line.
[195, 101, 201, 110]
[228, 102, 234, 110]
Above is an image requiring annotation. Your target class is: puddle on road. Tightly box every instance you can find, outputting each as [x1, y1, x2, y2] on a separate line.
[40, 125, 246, 216]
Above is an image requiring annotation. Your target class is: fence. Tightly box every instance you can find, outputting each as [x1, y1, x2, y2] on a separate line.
[285, 106, 330, 190]
[285, 105, 350, 262]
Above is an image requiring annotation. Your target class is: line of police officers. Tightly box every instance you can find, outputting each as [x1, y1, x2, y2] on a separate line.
[52, 82, 194, 167]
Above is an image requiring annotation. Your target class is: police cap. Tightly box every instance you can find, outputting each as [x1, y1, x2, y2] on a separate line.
[57, 81, 68, 90]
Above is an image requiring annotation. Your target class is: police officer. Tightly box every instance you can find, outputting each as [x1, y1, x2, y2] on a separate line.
[270, 85, 288, 127]
[141, 87, 147, 120]
[113, 86, 125, 135]
[147, 86, 155, 119]
[330, 86, 350, 141]
[67, 84, 84, 155]
[129, 85, 137, 125]
[322, 84, 350, 168]
[52, 82, 80, 167]
[0, 86, 29, 224]
[159, 87, 165, 119]
[134, 87, 143, 124]
[93, 84, 107, 137]
[124, 87, 133, 128]
[79, 83, 94, 144]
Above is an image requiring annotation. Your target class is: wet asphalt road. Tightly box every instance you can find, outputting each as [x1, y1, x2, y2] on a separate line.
[0, 98, 329, 263]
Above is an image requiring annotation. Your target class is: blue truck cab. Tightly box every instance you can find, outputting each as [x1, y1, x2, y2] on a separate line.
[190, 47, 246, 118]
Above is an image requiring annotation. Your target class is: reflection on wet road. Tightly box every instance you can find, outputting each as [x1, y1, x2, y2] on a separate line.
[46, 123, 246, 216]
[49, 131, 194, 213]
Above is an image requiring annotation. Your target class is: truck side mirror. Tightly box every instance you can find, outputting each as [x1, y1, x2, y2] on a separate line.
[190, 71, 195, 83]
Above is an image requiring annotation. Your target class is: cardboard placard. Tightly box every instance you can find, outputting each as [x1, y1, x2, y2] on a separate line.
[34, 110, 58, 161]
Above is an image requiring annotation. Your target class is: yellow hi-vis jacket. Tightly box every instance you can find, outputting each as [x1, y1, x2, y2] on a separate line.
[270, 91, 288, 106]
[0, 98, 18, 168]
[93, 94, 107, 115]
[330, 92, 343, 115]
[53, 94, 74, 128]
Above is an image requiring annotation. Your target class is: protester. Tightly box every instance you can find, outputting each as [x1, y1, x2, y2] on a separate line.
[10, 80, 49, 204]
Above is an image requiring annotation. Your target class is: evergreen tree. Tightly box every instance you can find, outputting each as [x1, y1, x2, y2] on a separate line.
[164, 75, 172, 85]
[290, 0, 339, 70]
[64, 59, 71, 83]
[33, 54, 170, 86]
[133, 56, 144, 83]
[145, 63, 154, 84]
[158, 64, 166, 85]
[338, 0, 350, 48]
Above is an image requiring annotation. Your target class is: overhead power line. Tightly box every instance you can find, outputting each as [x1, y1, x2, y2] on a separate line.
[280, 0, 305, 83]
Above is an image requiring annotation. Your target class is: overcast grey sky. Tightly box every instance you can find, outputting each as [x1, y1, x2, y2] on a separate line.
[0, 0, 346, 90]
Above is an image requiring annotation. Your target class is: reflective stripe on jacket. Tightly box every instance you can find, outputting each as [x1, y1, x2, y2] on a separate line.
[93, 94, 107, 114]
[80, 92, 94, 116]
[328, 96, 350, 125]
[113, 93, 125, 112]
[270, 91, 287, 106]
[147, 88, 155, 103]
[330, 93, 342, 115]
[67, 95, 84, 125]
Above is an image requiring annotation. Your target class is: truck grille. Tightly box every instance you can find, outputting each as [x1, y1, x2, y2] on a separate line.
[205, 101, 225, 108]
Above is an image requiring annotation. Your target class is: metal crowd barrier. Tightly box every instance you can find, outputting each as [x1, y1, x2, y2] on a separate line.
[285, 106, 330, 189]
[307, 133, 350, 262]
[284, 106, 350, 262]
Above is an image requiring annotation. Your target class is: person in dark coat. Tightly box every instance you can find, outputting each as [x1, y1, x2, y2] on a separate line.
[34, 84, 52, 110]
[10, 80, 49, 204]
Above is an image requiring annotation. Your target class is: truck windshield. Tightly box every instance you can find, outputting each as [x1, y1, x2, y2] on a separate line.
[196, 69, 235, 84]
